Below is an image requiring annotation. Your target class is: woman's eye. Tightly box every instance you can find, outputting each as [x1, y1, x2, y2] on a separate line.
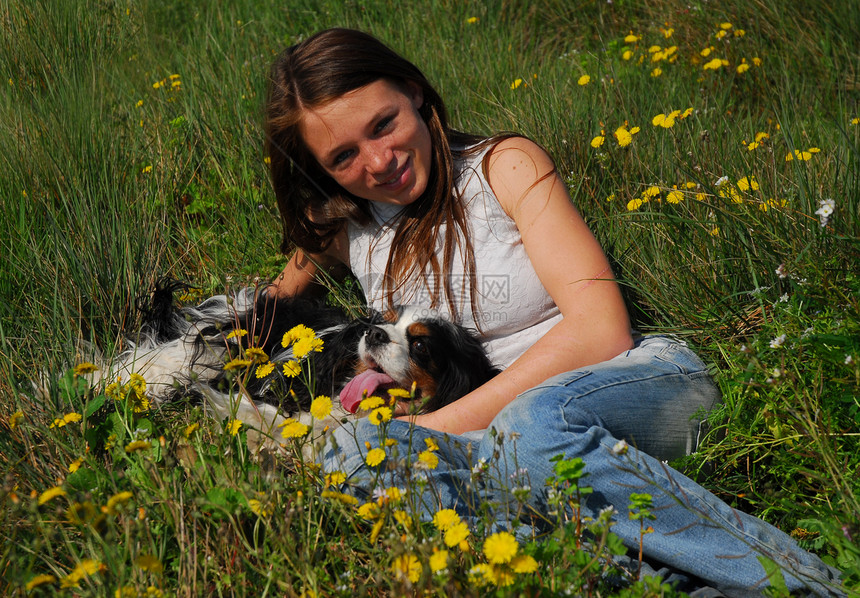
[333, 149, 354, 166]
[374, 116, 394, 134]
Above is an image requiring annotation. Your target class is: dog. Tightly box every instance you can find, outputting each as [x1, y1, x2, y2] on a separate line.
[104, 280, 499, 451]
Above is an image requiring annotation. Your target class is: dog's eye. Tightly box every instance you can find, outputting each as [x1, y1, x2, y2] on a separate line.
[410, 339, 429, 357]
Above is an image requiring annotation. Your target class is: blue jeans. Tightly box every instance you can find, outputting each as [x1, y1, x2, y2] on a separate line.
[322, 335, 842, 596]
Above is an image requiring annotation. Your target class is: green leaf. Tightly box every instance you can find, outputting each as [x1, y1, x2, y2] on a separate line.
[756, 556, 790, 597]
[84, 393, 106, 418]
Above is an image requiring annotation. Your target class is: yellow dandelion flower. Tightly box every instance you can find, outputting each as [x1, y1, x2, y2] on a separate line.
[368, 407, 392, 425]
[73, 362, 98, 376]
[183, 423, 199, 438]
[282, 324, 312, 346]
[753, 57, 762, 66]
[622, 49, 633, 60]
[614, 126, 633, 147]
[661, 27, 674, 38]
[710, 226, 720, 236]
[468, 563, 495, 586]
[320, 490, 359, 506]
[245, 347, 268, 362]
[623, 32, 639, 44]
[755, 132, 770, 142]
[433, 508, 461, 531]
[152, 80, 162, 89]
[135, 554, 163, 574]
[715, 29, 728, 40]
[429, 549, 449, 573]
[444, 521, 470, 547]
[125, 440, 151, 453]
[25, 574, 57, 590]
[255, 361, 274, 378]
[226, 328, 247, 340]
[703, 58, 724, 70]
[226, 419, 242, 436]
[136, 99, 144, 108]
[626, 197, 646, 211]
[384, 438, 397, 447]
[808, 147, 821, 153]
[223, 357, 252, 372]
[51, 412, 83, 428]
[666, 190, 684, 204]
[292, 335, 323, 359]
[387, 387, 411, 399]
[747, 141, 760, 151]
[365, 447, 386, 467]
[851, 117, 859, 125]
[283, 360, 302, 377]
[60, 559, 103, 588]
[483, 531, 519, 564]
[736, 176, 759, 191]
[357, 502, 381, 520]
[734, 29, 746, 37]
[643, 186, 661, 199]
[9, 410, 24, 429]
[248, 498, 270, 517]
[737, 62, 750, 74]
[392, 554, 422, 583]
[466, 16, 478, 24]
[310, 395, 333, 419]
[325, 470, 347, 487]
[279, 418, 310, 439]
[424, 437, 440, 451]
[69, 456, 85, 473]
[358, 395, 386, 411]
[38, 486, 66, 505]
[651, 68, 663, 77]
[141, 165, 152, 174]
[511, 554, 539, 573]
[169, 73, 180, 80]
[577, 74, 590, 86]
[510, 78, 523, 90]
[417, 450, 439, 469]
[720, 22, 733, 30]
[590, 135, 605, 148]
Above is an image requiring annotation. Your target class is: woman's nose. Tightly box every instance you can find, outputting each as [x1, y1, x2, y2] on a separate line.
[365, 140, 396, 175]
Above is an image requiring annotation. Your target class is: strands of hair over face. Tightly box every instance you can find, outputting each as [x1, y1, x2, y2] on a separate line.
[265, 28, 510, 327]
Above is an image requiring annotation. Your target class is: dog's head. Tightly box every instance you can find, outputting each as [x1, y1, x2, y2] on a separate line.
[339, 307, 500, 414]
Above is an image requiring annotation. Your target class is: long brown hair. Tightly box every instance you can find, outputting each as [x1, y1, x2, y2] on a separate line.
[265, 28, 496, 321]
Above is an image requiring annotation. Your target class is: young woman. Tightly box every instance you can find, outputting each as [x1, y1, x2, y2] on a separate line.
[265, 28, 841, 595]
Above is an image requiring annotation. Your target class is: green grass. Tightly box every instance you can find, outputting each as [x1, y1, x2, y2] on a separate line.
[1, 0, 858, 595]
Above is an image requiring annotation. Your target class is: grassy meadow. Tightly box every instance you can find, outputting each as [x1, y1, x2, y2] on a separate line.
[1, 0, 859, 595]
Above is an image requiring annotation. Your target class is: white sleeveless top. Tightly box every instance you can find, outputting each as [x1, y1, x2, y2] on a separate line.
[347, 145, 563, 368]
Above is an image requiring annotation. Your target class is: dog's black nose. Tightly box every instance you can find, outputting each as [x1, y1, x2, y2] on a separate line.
[365, 326, 389, 347]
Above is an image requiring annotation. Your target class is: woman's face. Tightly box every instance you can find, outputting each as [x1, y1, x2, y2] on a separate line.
[298, 79, 433, 206]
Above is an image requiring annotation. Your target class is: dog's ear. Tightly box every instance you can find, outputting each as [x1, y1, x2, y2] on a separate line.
[423, 323, 498, 411]
[136, 277, 193, 342]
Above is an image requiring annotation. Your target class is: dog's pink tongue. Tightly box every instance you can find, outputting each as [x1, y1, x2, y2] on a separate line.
[339, 370, 398, 413]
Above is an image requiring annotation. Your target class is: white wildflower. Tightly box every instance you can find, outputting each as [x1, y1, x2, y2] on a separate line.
[769, 334, 787, 349]
[715, 175, 729, 187]
[814, 198, 835, 227]
[611, 439, 629, 455]
[775, 263, 787, 279]
[846, 355, 855, 365]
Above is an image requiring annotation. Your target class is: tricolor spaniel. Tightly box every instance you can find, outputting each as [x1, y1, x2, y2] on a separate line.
[104, 281, 499, 449]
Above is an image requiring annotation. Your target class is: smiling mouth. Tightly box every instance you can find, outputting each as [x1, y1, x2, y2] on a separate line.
[379, 161, 408, 187]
